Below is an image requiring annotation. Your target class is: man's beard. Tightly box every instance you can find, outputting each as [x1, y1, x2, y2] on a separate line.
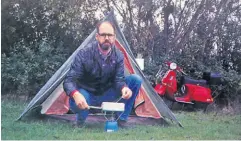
[99, 40, 112, 50]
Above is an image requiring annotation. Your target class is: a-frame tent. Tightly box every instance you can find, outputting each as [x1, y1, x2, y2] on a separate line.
[17, 11, 182, 127]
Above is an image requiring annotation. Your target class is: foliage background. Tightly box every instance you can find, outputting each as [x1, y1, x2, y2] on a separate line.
[1, 0, 241, 105]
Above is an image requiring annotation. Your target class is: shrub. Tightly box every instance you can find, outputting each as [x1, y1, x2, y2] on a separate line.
[1, 39, 68, 97]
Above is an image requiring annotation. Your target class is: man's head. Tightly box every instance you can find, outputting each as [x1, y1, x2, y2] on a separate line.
[96, 21, 116, 51]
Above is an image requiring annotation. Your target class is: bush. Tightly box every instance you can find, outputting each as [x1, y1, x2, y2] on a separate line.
[1, 39, 68, 97]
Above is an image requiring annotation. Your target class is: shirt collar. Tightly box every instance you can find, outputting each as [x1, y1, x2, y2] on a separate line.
[97, 44, 113, 61]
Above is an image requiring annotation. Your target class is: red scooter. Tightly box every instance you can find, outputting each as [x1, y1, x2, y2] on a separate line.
[153, 62, 222, 109]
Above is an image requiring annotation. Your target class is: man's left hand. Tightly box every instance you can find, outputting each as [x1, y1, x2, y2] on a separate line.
[121, 86, 132, 99]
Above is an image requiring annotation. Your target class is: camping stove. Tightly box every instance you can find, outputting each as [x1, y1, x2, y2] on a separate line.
[89, 102, 125, 132]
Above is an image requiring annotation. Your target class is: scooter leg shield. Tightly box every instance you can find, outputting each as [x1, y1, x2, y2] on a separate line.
[154, 84, 166, 96]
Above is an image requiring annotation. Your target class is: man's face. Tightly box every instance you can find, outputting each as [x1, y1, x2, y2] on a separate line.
[96, 22, 115, 50]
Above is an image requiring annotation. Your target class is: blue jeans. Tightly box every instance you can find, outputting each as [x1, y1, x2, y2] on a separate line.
[69, 74, 142, 123]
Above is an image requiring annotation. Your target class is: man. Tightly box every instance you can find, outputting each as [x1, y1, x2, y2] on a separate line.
[63, 21, 142, 127]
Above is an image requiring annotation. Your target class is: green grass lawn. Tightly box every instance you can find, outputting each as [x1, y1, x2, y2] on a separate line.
[1, 99, 241, 140]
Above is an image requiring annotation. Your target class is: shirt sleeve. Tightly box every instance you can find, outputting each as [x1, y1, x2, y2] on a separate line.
[114, 53, 126, 93]
[63, 51, 84, 96]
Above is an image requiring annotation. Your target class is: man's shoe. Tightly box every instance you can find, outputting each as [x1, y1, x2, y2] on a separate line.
[72, 121, 85, 128]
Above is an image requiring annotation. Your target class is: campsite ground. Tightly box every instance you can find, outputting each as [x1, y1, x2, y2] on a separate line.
[1, 98, 241, 140]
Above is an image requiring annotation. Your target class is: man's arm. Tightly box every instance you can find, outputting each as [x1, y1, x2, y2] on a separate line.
[63, 51, 89, 109]
[63, 51, 84, 97]
[114, 54, 127, 93]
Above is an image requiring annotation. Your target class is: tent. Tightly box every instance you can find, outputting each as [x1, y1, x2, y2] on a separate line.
[17, 11, 182, 127]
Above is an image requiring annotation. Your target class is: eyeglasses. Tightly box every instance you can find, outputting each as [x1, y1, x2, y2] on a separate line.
[98, 33, 114, 38]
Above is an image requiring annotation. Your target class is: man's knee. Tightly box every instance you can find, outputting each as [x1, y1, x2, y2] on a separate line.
[78, 88, 91, 104]
[127, 74, 142, 84]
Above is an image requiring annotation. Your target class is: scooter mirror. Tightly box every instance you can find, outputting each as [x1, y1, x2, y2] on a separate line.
[170, 63, 177, 70]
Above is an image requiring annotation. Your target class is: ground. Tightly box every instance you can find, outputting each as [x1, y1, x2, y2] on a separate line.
[1, 96, 241, 140]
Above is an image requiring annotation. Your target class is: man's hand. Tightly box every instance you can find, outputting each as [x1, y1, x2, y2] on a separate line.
[121, 86, 132, 99]
[72, 91, 89, 109]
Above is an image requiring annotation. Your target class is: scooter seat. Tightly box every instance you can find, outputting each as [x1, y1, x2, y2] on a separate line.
[181, 76, 208, 87]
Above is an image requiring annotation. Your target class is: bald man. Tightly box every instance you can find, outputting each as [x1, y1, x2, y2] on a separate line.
[63, 21, 142, 127]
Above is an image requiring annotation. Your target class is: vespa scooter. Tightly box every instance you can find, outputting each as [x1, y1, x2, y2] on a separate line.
[153, 62, 222, 109]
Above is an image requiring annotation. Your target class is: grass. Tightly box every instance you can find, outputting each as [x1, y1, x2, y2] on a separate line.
[1, 98, 241, 140]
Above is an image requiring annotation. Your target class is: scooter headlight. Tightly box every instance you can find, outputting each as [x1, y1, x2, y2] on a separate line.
[170, 63, 177, 70]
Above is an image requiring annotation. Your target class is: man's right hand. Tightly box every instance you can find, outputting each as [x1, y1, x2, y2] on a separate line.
[72, 92, 89, 109]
